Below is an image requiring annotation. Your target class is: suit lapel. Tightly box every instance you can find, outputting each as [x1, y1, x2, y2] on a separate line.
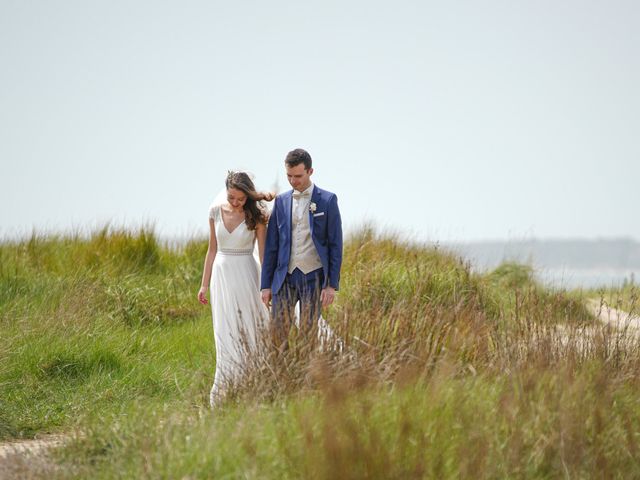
[309, 185, 319, 235]
[283, 190, 293, 234]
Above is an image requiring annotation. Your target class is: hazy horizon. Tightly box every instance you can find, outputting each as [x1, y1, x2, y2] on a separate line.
[2, 1, 639, 243]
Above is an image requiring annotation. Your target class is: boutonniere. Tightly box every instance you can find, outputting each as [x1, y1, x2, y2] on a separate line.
[309, 202, 317, 213]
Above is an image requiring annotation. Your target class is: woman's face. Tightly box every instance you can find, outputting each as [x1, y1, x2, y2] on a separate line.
[227, 188, 247, 209]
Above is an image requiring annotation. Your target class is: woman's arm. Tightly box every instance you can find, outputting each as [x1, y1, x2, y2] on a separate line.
[198, 217, 218, 305]
[256, 220, 267, 265]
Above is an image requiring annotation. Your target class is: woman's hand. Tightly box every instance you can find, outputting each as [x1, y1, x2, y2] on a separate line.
[198, 286, 209, 305]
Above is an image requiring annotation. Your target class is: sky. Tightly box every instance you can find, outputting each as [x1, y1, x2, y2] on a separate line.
[1, 0, 639, 243]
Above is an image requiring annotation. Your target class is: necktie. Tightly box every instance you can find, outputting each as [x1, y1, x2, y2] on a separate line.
[293, 191, 310, 200]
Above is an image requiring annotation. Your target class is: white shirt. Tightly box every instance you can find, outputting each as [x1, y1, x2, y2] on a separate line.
[288, 183, 323, 274]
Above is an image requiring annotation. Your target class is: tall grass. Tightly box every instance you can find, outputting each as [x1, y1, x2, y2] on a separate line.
[1, 226, 639, 478]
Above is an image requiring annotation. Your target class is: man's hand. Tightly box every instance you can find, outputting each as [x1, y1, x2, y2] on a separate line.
[261, 288, 272, 308]
[320, 286, 336, 308]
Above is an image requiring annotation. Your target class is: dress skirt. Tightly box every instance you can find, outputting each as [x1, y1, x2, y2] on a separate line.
[209, 248, 268, 405]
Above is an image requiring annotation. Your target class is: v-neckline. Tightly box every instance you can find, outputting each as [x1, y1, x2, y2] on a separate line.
[220, 209, 245, 235]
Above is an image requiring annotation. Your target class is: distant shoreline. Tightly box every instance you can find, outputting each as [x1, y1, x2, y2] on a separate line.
[446, 238, 640, 289]
[523, 267, 636, 289]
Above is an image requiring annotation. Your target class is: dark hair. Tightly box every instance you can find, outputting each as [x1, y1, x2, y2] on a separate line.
[225, 171, 275, 231]
[285, 148, 312, 170]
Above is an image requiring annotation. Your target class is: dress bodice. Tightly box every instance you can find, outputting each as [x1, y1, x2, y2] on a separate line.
[209, 205, 256, 252]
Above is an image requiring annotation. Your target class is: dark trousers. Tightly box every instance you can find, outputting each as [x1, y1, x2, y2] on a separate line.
[272, 267, 324, 345]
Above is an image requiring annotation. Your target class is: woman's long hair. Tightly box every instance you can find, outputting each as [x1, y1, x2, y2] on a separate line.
[225, 171, 274, 231]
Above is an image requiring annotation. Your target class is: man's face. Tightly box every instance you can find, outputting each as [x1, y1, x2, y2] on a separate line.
[286, 163, 313, 192]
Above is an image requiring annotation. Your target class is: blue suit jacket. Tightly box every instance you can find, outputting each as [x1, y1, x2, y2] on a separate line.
[260, 185, 343, 295]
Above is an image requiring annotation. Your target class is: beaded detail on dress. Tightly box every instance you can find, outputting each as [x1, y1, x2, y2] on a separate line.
[218, 248, 254, 256]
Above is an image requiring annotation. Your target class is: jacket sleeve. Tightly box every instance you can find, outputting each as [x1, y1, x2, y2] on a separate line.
[260, 197, 280, 290]
[326, 193, 343, 290]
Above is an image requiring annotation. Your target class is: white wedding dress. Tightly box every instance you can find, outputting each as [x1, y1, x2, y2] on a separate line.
[208, 205, 269, 407]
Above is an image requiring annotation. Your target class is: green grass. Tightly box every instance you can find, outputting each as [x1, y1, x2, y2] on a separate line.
[1, 225, 639, 479]
[57, 365, 640, 479]
[0, 227, 211, 441]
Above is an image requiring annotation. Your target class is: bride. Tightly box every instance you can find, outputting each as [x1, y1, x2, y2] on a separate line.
[197, 171, 274, 407]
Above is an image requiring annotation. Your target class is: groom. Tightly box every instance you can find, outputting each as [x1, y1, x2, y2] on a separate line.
[261, 148, 343, 345]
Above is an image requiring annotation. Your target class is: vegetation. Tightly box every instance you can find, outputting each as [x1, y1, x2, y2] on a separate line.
[1, 226, 639, 479]
[586, 281, 639, 318]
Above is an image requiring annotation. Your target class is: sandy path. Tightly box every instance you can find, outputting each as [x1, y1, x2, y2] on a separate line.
[589, 299, 640, 334]
[0, 433, 69, 459]
[0, 432, 72, 478]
